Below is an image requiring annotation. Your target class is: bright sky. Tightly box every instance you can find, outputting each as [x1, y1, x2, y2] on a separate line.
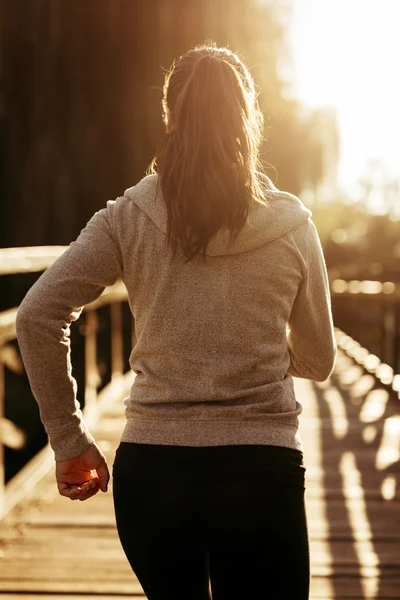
[288, 0, 400, 200]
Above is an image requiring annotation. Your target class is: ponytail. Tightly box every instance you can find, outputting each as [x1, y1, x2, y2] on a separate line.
[148, 44, 270, 263]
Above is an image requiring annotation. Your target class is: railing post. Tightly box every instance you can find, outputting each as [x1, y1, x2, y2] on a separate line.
[83, 310, 99, 423]
[110, 302, 124, 384]
[1, 250, 131, 521]
[393, 300, 400, 375]
[0, 360, 4, 518]
[382, 299, 393, 366]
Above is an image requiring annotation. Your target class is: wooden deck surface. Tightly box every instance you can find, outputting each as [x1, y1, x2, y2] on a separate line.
[1, 349, 399, 599]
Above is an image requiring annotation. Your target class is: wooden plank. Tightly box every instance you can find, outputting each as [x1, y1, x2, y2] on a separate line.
[1, 555, 400, 577]
[310, 577, 400, 598]
[0, 375, 399, 599]
[0, 581, 144, 594]
[4, 504, 397, 535]
[1, 574, 400, 598]
[0, 597, 146, 600]
[0, 596, 146, 600]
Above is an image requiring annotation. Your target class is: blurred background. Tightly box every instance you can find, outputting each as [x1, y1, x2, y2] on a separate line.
[2, 5, 400, 594]
[0, 0, 399, 481]
[2, 0, 400, 281]
[2, 0, 400, 271]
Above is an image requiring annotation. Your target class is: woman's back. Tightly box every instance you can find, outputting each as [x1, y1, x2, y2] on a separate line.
[15, 169, 336, 454]
[109, 172, 336, 450]
[16, 42, 336, 599]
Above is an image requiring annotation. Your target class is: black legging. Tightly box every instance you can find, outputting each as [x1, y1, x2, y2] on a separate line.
[112, 442, 310, 599]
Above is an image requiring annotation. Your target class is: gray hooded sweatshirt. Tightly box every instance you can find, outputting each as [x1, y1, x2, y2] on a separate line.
[16, 173, 336, 462]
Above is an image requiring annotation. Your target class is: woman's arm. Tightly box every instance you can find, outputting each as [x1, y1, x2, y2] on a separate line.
[287, 219, 337, 382]
[16, 200, 123, 462]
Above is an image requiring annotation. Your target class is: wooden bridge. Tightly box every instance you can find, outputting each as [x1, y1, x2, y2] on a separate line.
[1, 248, 400, 599]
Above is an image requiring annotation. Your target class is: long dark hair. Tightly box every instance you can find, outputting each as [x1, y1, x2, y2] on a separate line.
[148, 43, 270, 263]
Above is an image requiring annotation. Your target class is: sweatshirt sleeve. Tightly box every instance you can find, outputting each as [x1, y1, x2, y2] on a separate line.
[287, 219, 337, 381]
[16, 200, 124, 462]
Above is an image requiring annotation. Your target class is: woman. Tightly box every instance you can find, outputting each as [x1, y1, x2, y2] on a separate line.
[16, 44, 336, 599]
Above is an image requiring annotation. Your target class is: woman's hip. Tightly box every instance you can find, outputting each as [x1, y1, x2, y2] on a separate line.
[112, 441, 306, 488]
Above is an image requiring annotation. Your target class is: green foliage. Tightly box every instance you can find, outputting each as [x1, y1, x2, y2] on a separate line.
[200, 0, 336, 196]
[313, 199, 400, 281]
[1, 0, 337, 246]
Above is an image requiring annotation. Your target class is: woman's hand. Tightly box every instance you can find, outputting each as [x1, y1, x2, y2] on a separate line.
[55, 442, 110, 501]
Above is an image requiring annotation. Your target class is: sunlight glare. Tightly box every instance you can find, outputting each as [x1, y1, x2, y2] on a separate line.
[359, 389, 390, 423]
[362, 425, 377, 444]
[376, 416, 400, 470]
[381, 475, 396, 501]
[322, 387, 348, 439]
[290, 0, 400, 199]
[339, 452, 379, 597]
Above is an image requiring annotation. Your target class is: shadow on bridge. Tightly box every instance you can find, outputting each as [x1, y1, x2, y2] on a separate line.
[1, 249, 400, 598]
[308, 347, 400, 599]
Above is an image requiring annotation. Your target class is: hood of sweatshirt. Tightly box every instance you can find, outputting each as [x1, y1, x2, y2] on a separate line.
[124, 173, 312, 256]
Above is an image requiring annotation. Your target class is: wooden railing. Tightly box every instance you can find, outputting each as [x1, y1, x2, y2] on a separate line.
[0, 247, 133, 520]
[331, 279, 400, 401]
[1, 248, 400, 520]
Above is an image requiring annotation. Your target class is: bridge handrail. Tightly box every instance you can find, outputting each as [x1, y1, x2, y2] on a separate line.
[0, 246, 131, 520]
[0, 246, 69, 275]
[330, 277, 400, 400]
[330, 278, 398, 297]
[2, 253, 399, 519]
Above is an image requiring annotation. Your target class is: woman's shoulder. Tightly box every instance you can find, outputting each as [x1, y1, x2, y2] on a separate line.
[105, 174, 161, 223]
[123, 173, 159, 201]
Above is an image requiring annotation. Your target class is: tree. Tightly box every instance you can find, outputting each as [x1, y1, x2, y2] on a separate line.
[0, 0, 338, 247]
